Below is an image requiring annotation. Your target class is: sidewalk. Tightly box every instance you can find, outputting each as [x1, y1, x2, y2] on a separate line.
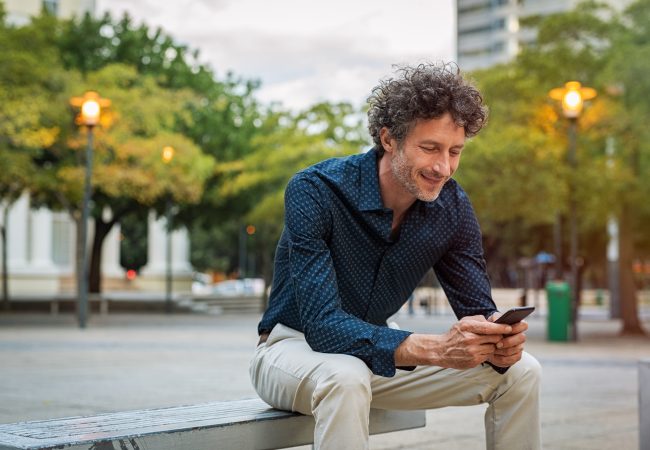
[0, 310, 648, 449]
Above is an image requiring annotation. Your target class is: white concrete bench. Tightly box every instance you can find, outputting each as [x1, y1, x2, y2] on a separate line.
[641, 359, 650, 450]
[0, 398, 426, 450]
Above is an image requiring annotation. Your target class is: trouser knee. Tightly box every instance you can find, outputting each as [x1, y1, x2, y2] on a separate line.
[312, 365, 372, 412]
[508, 352, 542, 393]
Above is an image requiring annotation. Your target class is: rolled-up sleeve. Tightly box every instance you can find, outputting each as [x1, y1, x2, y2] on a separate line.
[284, 175, 411, 377]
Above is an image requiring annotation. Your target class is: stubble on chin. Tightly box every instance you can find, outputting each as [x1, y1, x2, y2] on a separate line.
[390, 151, 443, 203]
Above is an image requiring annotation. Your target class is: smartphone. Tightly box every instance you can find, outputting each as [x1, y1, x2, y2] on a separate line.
[494, 306, 535, 325]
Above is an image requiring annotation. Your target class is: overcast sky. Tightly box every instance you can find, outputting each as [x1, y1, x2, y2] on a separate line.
[97, 0, 457, 110]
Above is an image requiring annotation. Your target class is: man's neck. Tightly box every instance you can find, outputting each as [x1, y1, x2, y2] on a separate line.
[377, 154, 416, 231]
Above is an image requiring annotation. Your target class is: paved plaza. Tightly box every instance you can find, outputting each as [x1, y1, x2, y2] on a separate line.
[0, 304, 649, 449]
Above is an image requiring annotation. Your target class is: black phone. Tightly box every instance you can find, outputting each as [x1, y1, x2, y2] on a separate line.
[494, 306, 535, 325]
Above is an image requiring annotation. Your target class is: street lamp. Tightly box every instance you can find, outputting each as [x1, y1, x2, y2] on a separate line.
[549, 81, 597, 341]
[162, 146, 175, 313]
[238, 224, 256, 278]
[70, 91, 110, 329]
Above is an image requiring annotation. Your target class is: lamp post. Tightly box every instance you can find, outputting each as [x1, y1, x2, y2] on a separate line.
[162, 146, 174, 313]
[549, 81, 596, 341]
[70, 91, 110, 329]
[246, 224, 256, 276]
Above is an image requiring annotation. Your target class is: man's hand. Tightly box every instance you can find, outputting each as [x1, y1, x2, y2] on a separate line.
[394, 315, 512, 370]
[486, 312, 528, 368]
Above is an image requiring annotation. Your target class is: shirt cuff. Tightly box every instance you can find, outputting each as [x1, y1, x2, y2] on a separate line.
[371, 327, 412, 377]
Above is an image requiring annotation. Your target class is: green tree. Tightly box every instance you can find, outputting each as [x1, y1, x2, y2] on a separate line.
[466, 0, 648, 334]
[0, 10, 64, 303]
[52, 64, 215, 293]
[597, 0, 650, 334]
[55, 11, 264, 286]
[208, 101, 368, 289]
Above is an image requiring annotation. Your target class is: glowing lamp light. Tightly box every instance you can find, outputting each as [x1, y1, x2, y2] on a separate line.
[246, 225, 256, 235]
[81, 99, 100, 125]
[549, 81, 597, 119]
[563, 90, 582, 112]
[70, 91, 111, 127]
[162, 146, 175, 163]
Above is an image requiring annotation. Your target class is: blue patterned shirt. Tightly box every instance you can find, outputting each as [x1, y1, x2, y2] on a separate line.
[258, 147, 498, 377]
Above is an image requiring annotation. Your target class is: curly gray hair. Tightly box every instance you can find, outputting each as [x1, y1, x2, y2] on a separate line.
[367, 62, 488, 155]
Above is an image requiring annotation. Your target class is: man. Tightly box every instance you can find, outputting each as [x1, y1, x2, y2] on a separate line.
[249, 63, 541, 449]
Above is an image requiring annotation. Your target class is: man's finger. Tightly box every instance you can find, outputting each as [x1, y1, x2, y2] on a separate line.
[490, 351, 523, 367]
[476, 343, 497, 356]
[510, 321, 529, 334]
[496, 333, 526, 349]
[495, 344, 524, 357]
[462, 320, 512, 335]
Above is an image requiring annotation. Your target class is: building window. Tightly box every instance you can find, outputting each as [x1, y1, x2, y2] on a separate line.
[459, 40, 506, 59]
[42, 0, 59, 16]
[459, 0, 510, 14]
[459, 18, 507, 36]
[459, 2, 490, 14]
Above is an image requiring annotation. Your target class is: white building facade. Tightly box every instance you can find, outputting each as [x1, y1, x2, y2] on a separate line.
[0, 194, 193, 295]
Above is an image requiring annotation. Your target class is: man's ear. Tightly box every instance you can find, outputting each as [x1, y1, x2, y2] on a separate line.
[379, 127, 397, 154]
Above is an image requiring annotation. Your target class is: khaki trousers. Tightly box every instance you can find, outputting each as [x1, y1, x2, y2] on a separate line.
[249, 323, 541, 450]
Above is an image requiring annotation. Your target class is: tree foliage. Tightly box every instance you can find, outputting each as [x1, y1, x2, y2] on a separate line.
[189, 101, 368, 277]
[2, 0, 647, 334]
[465, 0, 649, 333]
[0, 8, 221, 293]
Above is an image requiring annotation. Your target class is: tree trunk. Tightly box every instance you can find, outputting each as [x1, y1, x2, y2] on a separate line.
[1, 204, 9, 309]
[618, 204, 645, 335]
[89, 216, 117, 294]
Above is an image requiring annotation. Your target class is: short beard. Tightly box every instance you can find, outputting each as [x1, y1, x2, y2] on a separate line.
[390, 146, 443, 202]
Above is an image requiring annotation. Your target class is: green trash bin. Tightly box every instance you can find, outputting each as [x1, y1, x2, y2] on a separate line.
[546, 281, 571, 341]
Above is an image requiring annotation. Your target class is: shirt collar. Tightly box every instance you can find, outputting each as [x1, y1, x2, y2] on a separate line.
[358, 147, 446, 211]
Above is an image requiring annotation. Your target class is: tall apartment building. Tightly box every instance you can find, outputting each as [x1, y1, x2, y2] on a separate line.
[4, 0, 95, 25]
[456, 0, 631, 71]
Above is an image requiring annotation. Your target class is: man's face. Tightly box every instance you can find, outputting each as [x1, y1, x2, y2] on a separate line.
[387, 113, 465, 202]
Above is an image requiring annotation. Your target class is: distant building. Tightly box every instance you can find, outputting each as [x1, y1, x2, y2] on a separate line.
[456, 0, 632, 71]
[4, 0, 95, 25]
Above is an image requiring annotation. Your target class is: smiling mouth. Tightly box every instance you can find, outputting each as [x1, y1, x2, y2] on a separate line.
[420, 173, 446, 186]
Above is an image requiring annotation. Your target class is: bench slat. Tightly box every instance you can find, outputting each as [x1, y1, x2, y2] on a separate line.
[0, 398, 425, 450]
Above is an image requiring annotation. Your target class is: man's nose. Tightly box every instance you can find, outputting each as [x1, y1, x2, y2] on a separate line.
[432, 153, 451, 177]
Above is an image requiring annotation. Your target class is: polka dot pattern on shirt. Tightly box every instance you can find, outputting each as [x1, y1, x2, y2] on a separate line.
[259, 147, 498, 377]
